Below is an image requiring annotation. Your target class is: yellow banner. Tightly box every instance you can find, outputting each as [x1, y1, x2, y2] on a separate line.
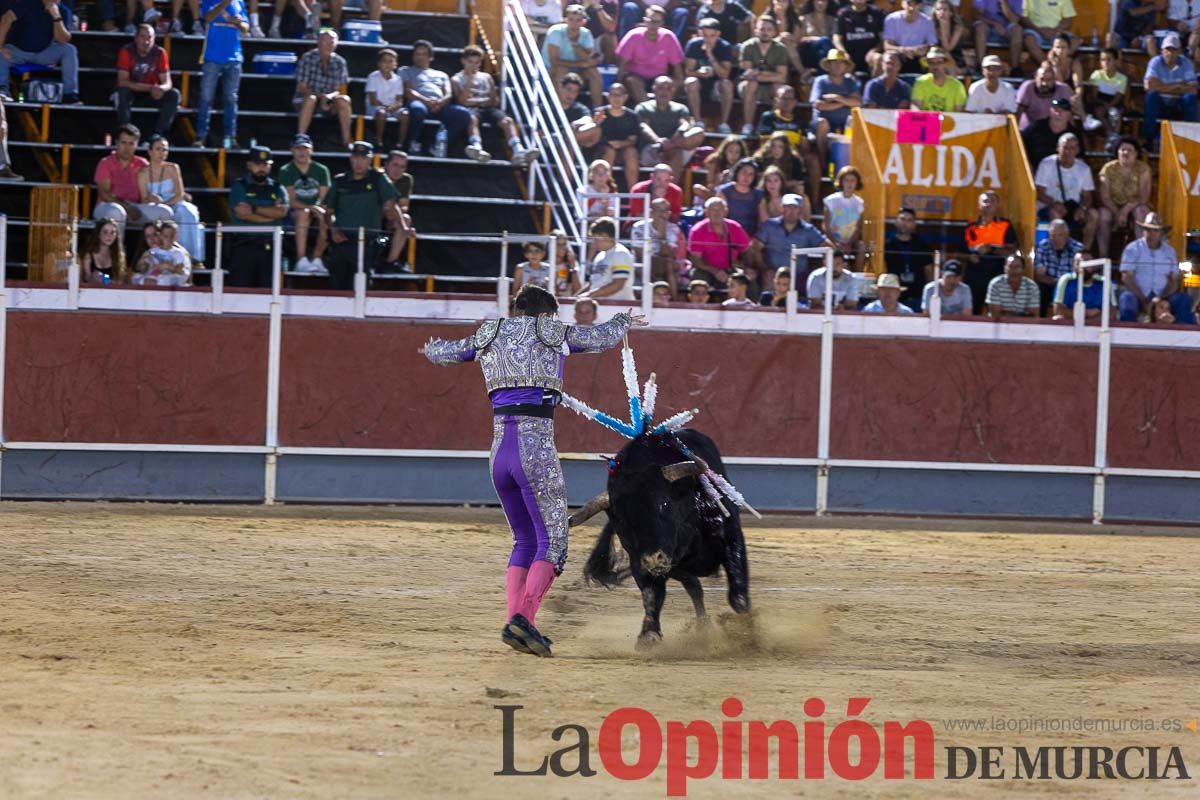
[857, 110, 1012, 220]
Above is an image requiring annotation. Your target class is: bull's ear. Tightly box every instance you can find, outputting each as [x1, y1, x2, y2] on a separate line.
[662, 461, 705, 482]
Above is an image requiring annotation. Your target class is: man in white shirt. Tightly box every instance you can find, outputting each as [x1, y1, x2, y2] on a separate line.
[582, 216, 637, 300]
[965, 54, 1018, 113]
[1034, 132, 1098, 250]
[1118, 212, 1195, 323]
[806, 252, 860, 310]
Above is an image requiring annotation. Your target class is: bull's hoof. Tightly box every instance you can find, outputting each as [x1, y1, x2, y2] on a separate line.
[635, 630, 663, 650]
[730, 594, 751, 614]
[506, 614, 554, 658]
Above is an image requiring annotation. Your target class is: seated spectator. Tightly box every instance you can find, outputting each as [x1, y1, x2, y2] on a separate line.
[1166, 0, 1200, 57]
[522, 0, 563, 35]
[130, 219, 159, 271]
[864, 51, 912, 110]
[697, 0, 752, 50]
[758, 164, 787, 224]
[194, 0, 248, 149]
[1035, 132, 1097, 250]
[324, 141, 398, 289]
[1118, 213, 1195, 324]
[558, 73, 601, 158]
[585, 0, 620, 63]
[759, 265, 790, 307]
[581, 216, 636, 300]
[717, 157, 764, 237]
[687, 278, 712, 305]
[986, 255, 1040, 319]
[833, 0, 885, 77]
[1142, 33, 1198, 150]
[294, 30, 352, 148]
[0, 0, 80, 104]
[631, 196, 685, 297]
[972, 0, 1020, 76]
[721, 271, 757, 307]
[966, 55, 1018, 114]
[757, 86, 822, 203]
[963, 190, 1018, 314]
[573, 296, 598, 325]
[1098, 138, 1151, 259]
[382, 149, 415, 272]
[1147, 295, 1181, 324]
[94, 124, 172, 230]
[116, 24, 179, 138]
[650, 279, 672, 305]
[822, 165, 865, 268]
[365, 48, 407, 150]
[596, 83, 641, 189]
[1107, 0, 1160, 58]
[864, 272, 915, 314]
[806, 251, 858, 311]
[0, 95, 20, 180]
[809, 49, 861, 166]
[1013, 0, 1075, 71]
[543, 5, 604, 110]
[796, 0, 835, 77]
[455, 44, 539, 167]
[278, 133, 330, 275]
[688, 196, 750, 289]
[513, 240, 552, 292]
[1044, 33, 1083, 97]
[1016, 63, 1073, 130]
[697, 134, 747, 202]
[910, 46, 965, 112]
[683, 16, 734, 135]
[1051, 251, 1110, 320]
[138, 134, 204, 263]
[921, 258, 973, 316]
[616, 4, 684, 103]
[754, 193, 830, 281]
[583, 158, 619, 218]
[327, 0, 383, 33]
[629, 162, 682, 221]
[552, 228, 582, 295]
[79, 219, 128, 285]
[1022, 96, 1082, 168]
[636, 76, 704, 180]
[883, 0, 936, 74]
[1033, 218, 1082, 313]
[1085, 48, 1128, 141]
[402, 39, 470, 157]
[267, 0, 320, 39]
[754, 133, 811, 208]
[133, 220, 191, 286]
[931, 0, 967, 75]
[229, 146, 288, 288]
[884, 206, 933, 310]
[737, 15, 789, 137]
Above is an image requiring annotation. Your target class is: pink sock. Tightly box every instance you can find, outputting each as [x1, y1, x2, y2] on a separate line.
[505, 566, 528, 621]
[519, 560, 557, 625]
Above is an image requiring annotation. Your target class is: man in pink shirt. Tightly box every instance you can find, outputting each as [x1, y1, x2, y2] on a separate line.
[616, 4, 684, 102]
[687, 196, 750, 288]
[93, 123, 172, 229]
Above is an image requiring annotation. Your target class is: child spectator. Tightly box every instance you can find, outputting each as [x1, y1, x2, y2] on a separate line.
[822, 166, 865, 268]
[366, 48, 407, 150]
[573, 296, 598, 325]
[381, 149, 415, 272]
[278, 133, 330, 274]
[1085, 48, 1127, 140]
[552, 229, 582, 295]
[595, 83, 641, 190]
[79, 219, 128, 284]
[582, 216, 636, 300]
[513, 240, 552, 292]
[133, 220, 191, 286]
[721, 271, 756, 307]
[453, 44, 539, 166]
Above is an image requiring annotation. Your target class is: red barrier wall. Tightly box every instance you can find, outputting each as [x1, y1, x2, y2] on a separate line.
[4, 311, 268, 445]
[1107, 347, 1200, 471]
[830, 339, 1098, 466]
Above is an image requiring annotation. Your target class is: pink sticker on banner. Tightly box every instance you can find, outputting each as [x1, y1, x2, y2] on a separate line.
[895, 111, 942, 145]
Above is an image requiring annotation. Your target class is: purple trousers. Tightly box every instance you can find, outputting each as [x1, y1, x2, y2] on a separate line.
[490, 415, 569, 574]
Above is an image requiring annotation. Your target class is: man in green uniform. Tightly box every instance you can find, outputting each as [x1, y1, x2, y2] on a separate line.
[228, 145, 288, 287]
[323, 140, 399, 290]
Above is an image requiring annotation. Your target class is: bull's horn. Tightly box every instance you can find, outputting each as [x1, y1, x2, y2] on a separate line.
[569, 492, 610, 527]
[662, 461, 705, 482]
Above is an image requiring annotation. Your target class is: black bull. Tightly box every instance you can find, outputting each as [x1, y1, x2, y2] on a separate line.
[571, 429, 751, 646]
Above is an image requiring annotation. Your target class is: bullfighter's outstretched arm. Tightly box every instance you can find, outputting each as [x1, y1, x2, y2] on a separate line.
[421, 334, 477, 365]
[566, 312, 634, 354]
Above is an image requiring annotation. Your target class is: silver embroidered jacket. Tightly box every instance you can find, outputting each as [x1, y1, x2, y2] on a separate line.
[423, 312, 633, 392]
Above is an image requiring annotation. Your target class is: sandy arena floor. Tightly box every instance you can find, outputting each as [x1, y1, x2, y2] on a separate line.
[0, 503, 1197, 799]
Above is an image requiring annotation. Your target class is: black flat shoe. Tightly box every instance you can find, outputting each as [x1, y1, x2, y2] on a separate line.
[501, 625, 532, 654]
[506, 614, 553, 657]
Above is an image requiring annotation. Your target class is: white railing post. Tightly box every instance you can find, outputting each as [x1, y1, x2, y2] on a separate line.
[816, 248, 835, 516]
[498, 231, 511, 316]
[929, 250, 942, 332]
[265, 227, 283, 505]
[639, 194, 652, 320]
[353, 226, 367, 318]
[1073, 260, 1086, 332]
[210, 223, 224, 314]
[1092, 258, 1113, 524]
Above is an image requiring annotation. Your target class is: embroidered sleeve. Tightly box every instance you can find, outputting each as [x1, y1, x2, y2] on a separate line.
[423, 334, 478, 365]
[565, 312, 633, 354]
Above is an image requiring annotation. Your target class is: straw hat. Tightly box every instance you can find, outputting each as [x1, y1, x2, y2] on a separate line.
[1136, 212, 1169, 231]
[876, 273, 903, 290]
[820, 48, 851, 71]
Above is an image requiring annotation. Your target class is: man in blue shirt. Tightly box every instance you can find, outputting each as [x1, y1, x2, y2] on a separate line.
[0, 0, 80, 104]
[863, 51, 911, 110]
[753, 193, 831, 285]
[196, 0, 249, 149]
[1142, 32, 1197, 148]
[1051, 252, 1113, 320]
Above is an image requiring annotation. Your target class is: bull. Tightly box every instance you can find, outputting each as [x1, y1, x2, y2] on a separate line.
[571, 429, 751, 647]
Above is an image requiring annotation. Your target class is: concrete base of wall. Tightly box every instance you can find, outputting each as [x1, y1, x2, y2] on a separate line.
[2, 451, 1196, 524]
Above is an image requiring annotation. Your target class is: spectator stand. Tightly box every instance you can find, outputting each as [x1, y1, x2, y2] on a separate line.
[575, 189, 653, 317]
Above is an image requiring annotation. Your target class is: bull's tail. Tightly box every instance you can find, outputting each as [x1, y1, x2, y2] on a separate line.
[582, 522, 631, 588]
